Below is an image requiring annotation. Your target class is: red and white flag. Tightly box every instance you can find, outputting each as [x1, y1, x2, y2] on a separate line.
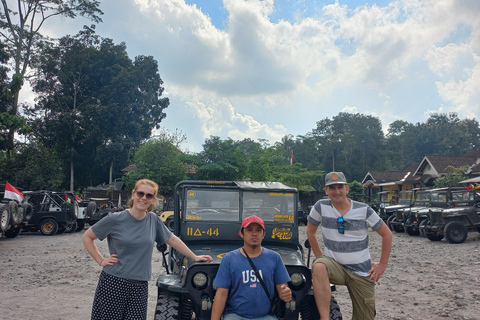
[4, 182, 23, 203]
[290, 152, 293, 165]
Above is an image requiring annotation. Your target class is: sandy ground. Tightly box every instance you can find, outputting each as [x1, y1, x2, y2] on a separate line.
[1, 226, 479, 320]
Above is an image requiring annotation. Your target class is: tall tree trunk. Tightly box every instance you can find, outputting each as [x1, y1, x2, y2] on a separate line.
[70, 156, 74, 192]
[109, 159, 114, 185]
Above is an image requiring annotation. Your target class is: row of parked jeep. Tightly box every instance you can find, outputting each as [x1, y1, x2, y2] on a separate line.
[0, 190, 124, 238]
[372, 187, 480, 244]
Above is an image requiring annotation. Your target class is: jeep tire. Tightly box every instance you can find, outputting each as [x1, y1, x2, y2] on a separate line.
[0, 203, 9, 232]
[8, 201, 23, 225]
[40, 218, 58, 236]
[22, 203, 34, 221]
[5, 226, 21, 238]
[386, 215, 395, 231]
[155, 291, 182, 320]
[444, 221, 468, 244]
[76, 220, 85, 232]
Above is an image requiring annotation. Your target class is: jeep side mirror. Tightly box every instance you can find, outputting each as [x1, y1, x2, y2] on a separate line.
[304, 239, 310, 248]
[157, 242, 167, 252]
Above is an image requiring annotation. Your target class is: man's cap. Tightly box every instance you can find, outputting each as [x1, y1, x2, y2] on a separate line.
[239, 215, 265, 235]
[325, 171, 347, 186]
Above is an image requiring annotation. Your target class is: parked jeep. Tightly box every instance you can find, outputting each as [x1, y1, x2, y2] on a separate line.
[21, 190, 78, 236]
[154, 180, 342, 320]
[383, 189, 417, 230]
[403, 188, 451, 236]
[390, 189, 433, 233]
[422, 188, 480, 244]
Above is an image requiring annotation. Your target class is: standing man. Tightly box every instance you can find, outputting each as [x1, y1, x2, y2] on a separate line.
[306, 172, 392, 320]
[211, 215, 292, 320]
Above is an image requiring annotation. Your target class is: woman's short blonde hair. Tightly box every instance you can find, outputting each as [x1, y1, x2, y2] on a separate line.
[127, 179, 160, 212]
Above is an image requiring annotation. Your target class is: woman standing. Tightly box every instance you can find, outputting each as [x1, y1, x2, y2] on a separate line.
[83, 179, 213, 320]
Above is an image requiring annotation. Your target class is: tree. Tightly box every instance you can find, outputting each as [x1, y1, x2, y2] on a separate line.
[196, 136, 246, 180]
[313, 112, 385, 181]
[0, 0, 103, 155]
[123, 138, 187, 195]
[434, 165, 468, 188]
[29, 28, 169, 190]
[0, 140, 63, 190]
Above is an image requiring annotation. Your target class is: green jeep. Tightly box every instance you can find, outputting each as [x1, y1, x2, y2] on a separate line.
[154, 180, 342, 320]
[422, 188, 480, 243]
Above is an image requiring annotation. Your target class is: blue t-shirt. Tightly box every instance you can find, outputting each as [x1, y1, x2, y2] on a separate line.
[91, 210, 172, 281]
[213, 248, 290, 318]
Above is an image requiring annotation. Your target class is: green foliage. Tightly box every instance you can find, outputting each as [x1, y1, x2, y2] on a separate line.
[270, 163, 322, 192]
[347, 180, 364, 199]
[196, 136, 246, 180]
[0, 141, 63, 190]
[29, 27, 169, 189]
[434, 165, 468, 188]
[123, 138, 187, 194]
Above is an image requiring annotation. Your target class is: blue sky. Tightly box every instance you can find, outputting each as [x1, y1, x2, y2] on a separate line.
[22, 0, 480, 152]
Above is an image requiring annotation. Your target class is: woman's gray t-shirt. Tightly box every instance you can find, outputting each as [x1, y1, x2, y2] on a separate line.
[91, 210, 172, 281]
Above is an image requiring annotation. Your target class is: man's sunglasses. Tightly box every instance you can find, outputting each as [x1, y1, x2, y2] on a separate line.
[136, 191, 154, 200]
[337, 216, 345, 234]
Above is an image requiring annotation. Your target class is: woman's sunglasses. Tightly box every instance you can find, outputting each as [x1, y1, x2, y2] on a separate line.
[337, 216, 345, 234]
[136, 191, 154, 200]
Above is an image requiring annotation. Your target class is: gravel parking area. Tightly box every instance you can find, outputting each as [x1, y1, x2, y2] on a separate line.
[1, 226, 479, 319]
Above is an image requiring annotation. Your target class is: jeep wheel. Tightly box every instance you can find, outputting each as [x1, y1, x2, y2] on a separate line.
[155, 291, 181, 320]
[405, 227, 420, 236]
[65, 221, 77, 233]
[86, 201, 97, 217]
[69, 203, 79, 220]
[8, 201, 23, 225]
[391, 218, 404, 233]
[419, 220, 427, 237]
[426, 233, 444, 241]
[22, 203, 34, 221]
[76, 220, 85, 232]
[5, 226, 21, 238]
[40, 219, 58, 236]
[386, 215, 395, 231]
[301, 294, 342, 320]
[0, 204, 9, 232]
[329, 296, 342, 320]
[444, 221, 468, 244]
[166, 217, 174, 232]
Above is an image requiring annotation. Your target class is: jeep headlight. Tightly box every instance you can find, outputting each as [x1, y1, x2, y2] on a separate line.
[192, 272, 208, 289]
[290, 272, 305, 287]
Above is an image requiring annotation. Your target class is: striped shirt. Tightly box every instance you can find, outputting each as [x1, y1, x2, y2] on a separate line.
[308, 198, 383, 276]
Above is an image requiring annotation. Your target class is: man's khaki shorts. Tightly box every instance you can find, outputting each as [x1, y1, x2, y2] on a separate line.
[313, 255, 376, 320]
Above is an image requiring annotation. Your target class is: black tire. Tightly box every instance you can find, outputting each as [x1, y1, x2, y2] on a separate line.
[444, 221, 468, 244]
[22, 203, 34, 221]
[0, 203, 9, 232]
[419, 219, 427, 237]
[5, 226, 21, 238]
[40, 218, 58, 236]
[76, 220, 85, 232]
[391, 218, 404, 233]
[330, 295, 343, 320]
[86, 201, 97, 217]
[426, 233, 444, 241]
[65, 220, 77, 233]
[405, 227, 420, 236]
[8, 201, 23, 225]
[155, 291, 181, 320]
[386, 215, 395, 231]
[166, 217, 174, 232]
[68, 203, 79, 220]
[301, 294, 342, 320]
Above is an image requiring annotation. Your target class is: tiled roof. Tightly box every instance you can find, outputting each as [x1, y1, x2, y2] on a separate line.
[418, 154, 478, 174]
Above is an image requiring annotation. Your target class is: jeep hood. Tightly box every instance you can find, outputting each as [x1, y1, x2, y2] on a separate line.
[186, 243, 305, 267]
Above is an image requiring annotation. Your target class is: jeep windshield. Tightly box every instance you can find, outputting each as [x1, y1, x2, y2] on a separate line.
[184, 188, 295, 223]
